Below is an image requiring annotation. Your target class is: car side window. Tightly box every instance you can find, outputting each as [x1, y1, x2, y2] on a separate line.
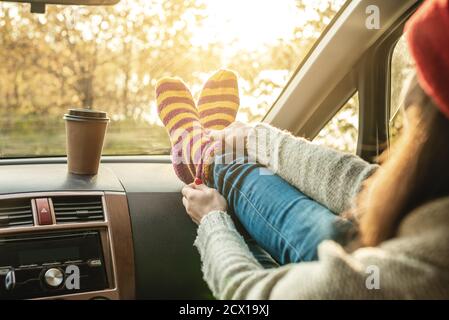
[313, 93, 359, 154]
[390, 34, 414, 144]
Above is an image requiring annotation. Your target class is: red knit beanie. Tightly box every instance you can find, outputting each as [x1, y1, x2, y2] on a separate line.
[405, 0, 449, 119]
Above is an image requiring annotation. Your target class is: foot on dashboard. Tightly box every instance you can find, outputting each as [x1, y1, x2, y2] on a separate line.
[156, 77, 220, 184]
[198, 69, 240, 130]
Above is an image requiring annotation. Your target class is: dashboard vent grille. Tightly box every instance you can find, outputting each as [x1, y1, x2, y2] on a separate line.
[0, 198, 34, 228]
[52, 196, 104, 223]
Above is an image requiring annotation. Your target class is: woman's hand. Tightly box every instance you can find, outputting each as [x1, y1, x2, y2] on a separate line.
[208, 121, 253, 150]
[182, 183, 227, 224]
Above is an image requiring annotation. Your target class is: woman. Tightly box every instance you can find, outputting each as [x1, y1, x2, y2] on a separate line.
[180, 0, 449, 299]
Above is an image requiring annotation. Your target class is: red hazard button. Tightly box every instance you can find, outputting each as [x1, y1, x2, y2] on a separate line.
[35, 198, 53, 225]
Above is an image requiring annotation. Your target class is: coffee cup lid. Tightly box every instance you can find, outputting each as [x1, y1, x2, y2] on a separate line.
[64, 109, 109, 121]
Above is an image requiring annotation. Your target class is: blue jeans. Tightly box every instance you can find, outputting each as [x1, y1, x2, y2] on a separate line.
[209, 155, 354, 265]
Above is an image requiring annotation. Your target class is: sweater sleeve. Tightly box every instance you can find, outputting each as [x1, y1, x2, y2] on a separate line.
[194, 211, 296, 299]
[194, 211, 425, 300]
[246, 123, 379, 214]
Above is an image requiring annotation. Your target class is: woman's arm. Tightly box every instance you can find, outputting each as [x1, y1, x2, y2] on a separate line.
[195, 211, 413, 300]
[194, 211, 296, 299]
[246, 123, 379, 214]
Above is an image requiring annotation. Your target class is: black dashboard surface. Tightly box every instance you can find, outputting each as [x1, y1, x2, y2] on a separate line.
[0, 164, 124, 194]
[107, 162, 210, 299]
[0, 161, 210, 299]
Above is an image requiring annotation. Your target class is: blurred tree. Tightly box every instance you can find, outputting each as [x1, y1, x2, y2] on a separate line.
[0, 0, 411, 157]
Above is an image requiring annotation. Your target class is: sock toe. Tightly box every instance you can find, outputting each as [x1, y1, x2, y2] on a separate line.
[156, 77, 200, 183]
[198, 69, 240, 130]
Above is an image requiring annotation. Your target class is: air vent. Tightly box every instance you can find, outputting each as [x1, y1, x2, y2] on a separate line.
[52, 196, 104, 223]
[0, 198, 34, 228]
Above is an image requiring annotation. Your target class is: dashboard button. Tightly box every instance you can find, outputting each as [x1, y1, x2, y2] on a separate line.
[44, 268, 64, 288]
[35, 198, 53, 225]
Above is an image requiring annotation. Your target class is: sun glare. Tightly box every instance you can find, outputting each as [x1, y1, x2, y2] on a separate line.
[191, 0, 302, 54]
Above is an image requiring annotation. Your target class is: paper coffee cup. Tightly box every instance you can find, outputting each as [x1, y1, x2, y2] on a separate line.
[63, 109, 109, 175]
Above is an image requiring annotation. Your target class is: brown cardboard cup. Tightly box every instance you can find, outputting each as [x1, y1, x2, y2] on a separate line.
[64, 109, 109, 175]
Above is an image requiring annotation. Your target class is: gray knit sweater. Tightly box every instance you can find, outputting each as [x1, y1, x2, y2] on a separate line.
[194, 123, 449, 299]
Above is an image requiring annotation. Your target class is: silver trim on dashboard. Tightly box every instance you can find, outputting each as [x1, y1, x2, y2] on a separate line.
[35, 288, 120, 300]
[47, 197, 57, 225]
[0, 155, 171, 166]
[0, 191, 110, 200]
[0, 221, 108, 235]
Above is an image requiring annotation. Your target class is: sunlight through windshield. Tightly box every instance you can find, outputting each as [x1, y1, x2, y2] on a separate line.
[0, 0, 346, 157]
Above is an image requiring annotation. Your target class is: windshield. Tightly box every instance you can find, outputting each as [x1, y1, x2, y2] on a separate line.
[0, 0, 346, 158]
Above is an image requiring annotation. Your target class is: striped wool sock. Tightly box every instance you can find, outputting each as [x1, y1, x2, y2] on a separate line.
[156, 78, 218, 184]
[198, 69, 240, 130]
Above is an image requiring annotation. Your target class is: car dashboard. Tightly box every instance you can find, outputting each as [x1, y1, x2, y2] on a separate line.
[0, 160, 210, 299]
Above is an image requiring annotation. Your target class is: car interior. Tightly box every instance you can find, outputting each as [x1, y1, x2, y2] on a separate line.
[0, 0, 421, 299]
